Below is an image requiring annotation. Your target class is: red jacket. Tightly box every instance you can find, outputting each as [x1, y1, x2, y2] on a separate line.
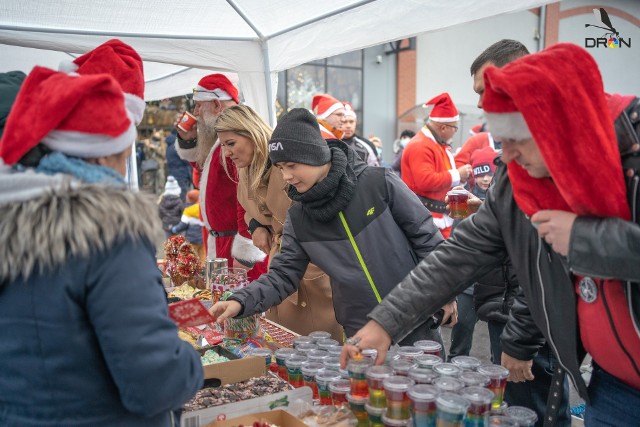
[401, 127, 459, 237]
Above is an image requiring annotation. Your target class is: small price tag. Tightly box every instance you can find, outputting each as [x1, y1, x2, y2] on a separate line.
[168, 298, 216, 327]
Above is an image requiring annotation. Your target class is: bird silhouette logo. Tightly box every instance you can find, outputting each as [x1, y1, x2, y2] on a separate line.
[585, 8, 621, 47]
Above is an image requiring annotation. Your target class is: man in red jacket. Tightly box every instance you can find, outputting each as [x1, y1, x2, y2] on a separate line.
[401, 93, 472, 238]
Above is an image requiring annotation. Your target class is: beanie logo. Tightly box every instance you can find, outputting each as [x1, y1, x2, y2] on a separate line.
[473, 165, 491, 176]
[268, 141, 284, 152]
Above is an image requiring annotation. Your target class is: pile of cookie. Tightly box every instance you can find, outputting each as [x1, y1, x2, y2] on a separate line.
[184, 375, 291, 412]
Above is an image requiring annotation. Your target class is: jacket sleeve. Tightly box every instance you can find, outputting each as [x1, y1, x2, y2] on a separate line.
[85, 237, 203, 416]
[368, 183, 508, 342]
[569, 216, 640, 282]
[385, 169, 444, 259]
[229, 215, 309, 316]
[500, 286, 546, 360]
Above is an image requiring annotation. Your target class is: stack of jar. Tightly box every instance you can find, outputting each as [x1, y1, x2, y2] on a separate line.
[271, 333, 538, 427]
[340, 342, 538, 427]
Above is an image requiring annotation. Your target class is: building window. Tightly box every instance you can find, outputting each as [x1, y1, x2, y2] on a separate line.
[277, 50, 364, 130]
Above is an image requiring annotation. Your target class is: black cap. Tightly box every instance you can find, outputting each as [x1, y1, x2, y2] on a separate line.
[268, 108, 331, 166]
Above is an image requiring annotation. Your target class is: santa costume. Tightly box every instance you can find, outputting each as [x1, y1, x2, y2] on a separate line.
[176, 74, 266, 280]
[401, 92, 461, 238]
[312, 93, 345, 140]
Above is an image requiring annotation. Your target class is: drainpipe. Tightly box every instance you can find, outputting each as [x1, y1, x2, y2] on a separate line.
[538, 5, 546, 51]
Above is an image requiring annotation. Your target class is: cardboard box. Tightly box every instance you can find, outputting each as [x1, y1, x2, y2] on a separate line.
[206, 409, 307, 427]
[199, 346, 266, 385]
[182, 387, 312, 427]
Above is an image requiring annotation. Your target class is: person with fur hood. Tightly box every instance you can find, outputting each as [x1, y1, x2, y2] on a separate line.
[0, 62, 202, 425]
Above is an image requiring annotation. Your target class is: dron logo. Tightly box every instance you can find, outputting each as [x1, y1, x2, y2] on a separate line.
[585, 8, 631, 48]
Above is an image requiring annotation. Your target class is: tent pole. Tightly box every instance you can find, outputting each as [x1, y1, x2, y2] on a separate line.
[261, 41, 276, 126]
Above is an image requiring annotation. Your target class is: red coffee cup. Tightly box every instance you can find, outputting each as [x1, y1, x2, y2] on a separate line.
[177, 111, 197, 132]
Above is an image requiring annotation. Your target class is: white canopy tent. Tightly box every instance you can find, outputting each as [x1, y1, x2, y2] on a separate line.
[0, 0, 548, 123]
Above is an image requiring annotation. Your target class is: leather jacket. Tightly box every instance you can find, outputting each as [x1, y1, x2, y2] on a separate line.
[369, 160, 589, 399]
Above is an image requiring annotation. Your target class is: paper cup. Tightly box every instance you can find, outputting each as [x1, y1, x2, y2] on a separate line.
[177, 111, 197, 132]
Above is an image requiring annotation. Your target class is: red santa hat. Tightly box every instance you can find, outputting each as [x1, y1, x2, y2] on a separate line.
[60, 39, 145, 125]
[193, 74, 239, 104]
[425, 92, 459, 122]
[469, 123, 484, 136]
[343, 102, 357, 119]
[482, 43, 628, 220]
[312, 94, 344, 119]
[471, 146, 497, 177]
[0, 66, 135, 165]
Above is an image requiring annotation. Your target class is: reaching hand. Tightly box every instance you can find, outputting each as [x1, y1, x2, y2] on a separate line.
[531, 210, 577, 256]
[501, 352, 534, 382]
[340, 320, 392, 368]
[208, 300, 242, 324]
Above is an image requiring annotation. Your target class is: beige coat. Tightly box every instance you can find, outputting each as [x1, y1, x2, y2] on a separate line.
[237, 167, 343, 341]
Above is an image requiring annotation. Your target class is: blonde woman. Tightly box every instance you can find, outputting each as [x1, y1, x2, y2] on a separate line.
[215, 105, 343, 341]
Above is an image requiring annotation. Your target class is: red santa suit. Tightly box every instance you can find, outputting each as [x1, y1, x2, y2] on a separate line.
[401, 126, 459, 238]
[177, 74, 267, 281]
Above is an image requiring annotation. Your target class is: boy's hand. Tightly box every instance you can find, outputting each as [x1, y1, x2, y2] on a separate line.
[208, 300, 242, 324]
[340, 320, 392, 368]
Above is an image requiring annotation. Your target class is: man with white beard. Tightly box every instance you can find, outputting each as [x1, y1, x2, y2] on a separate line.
[400, 93, 473, 239]
[176, 74, 266, 280]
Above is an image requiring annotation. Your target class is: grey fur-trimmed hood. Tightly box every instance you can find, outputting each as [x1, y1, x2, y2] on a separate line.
[0, 182, 163, 283]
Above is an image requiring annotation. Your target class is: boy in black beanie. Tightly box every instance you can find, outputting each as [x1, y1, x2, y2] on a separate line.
[210, 108, 456, 347]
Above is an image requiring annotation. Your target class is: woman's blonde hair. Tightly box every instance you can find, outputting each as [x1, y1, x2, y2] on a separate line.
[214, 105, 272, 194]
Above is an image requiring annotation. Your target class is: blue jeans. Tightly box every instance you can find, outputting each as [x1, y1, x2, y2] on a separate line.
[585, 364, 640, 426]
[447, 291, 477, 361]
[487, 320, 571, 427]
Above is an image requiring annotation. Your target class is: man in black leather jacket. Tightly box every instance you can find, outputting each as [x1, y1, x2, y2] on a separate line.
[344, 44, 640, 426]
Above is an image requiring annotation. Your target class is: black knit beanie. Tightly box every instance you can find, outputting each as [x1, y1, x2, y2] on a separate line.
[268, 108, 331, 166]
[0, 71, 27, 139]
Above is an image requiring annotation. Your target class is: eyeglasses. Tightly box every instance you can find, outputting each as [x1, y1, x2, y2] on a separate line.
[192, 88, 219, 98]
[441, 123, 459, 131]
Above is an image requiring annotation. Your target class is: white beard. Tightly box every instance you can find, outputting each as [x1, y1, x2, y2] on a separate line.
[193, 112, 219, 167]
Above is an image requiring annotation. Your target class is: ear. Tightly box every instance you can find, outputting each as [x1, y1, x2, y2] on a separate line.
[212, 99, 224, 115]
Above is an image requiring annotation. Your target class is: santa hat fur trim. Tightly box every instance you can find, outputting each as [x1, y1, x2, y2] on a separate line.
[484, 112, 532, 141]
[312, 94, 344, 119]
[193, 74, 239, 103]
[0, 66, 134, 165]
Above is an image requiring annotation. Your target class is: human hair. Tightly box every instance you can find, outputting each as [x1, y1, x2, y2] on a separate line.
[470, 39, 530, 76]
[400, 130, 415, 139]
[214, 105, 273, 194]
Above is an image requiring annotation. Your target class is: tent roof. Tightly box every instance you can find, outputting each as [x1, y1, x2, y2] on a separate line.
[0, 0, 549, 120]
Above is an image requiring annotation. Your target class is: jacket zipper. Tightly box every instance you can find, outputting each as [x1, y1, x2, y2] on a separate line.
[536, 237, 580, 392]
[600, 279, 640, 377]
[338, 211, 382, 303]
